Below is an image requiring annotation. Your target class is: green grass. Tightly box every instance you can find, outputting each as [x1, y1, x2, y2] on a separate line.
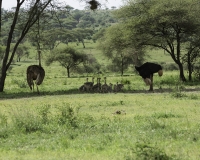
[1, 41, 200, 159]
[1, 93, 200, 159]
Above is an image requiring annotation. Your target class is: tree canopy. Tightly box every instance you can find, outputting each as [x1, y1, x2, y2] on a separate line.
[113, 0, 200, 81]
[46, 46, 87, 77]
[0, 0, 111, 92]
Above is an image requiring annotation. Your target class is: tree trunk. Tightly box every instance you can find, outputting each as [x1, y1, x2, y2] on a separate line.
[177, 62, 186, 81]
[67, 67, 70, 78]
[0, 0, 52, 92]
[0, 0, 2, 39]
[0, 68, 6, 92]
[149, 74, 153, 91]
[81, 40, 85, 48]
[121, 58, 124, 76]
[187, 53, 192, 81]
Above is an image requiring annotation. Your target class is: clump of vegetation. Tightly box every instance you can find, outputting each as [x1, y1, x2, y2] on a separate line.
[56, 103, 80, 128]
[11, 78, 28, 88]
[0, 113, 8, 138]
[133, 142, 172, 160]
[12, 108, 43, 133]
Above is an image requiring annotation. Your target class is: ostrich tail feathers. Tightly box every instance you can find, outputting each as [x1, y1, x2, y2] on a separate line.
[27, 72, 33, 90]
[135, 66, 139, 71]
[35, 68, 45, 85]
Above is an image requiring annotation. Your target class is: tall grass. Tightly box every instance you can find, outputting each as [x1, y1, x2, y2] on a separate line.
[1, 93, 200, 159]
[1, 42, 200, 159]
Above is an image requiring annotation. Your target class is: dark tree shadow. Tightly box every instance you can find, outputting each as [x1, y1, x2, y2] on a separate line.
[1, 87, 200, 100]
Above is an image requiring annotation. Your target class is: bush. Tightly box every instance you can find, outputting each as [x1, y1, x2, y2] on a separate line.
[12, 108, 43, 133]
[162, 63, 179, 71]
[133, 142, 171, 160]
[56, 103, 80, 128]
[11, 78, 28, 88]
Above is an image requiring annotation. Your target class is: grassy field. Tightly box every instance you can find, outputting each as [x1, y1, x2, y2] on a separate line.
[1, 42, 200, 159]
[1, 91, 200, 159]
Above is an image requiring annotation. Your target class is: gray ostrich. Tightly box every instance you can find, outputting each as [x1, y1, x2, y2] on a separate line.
[27, 65, 45, 94]
[101, 77, 109, 93]
[84, 77, 94, 92]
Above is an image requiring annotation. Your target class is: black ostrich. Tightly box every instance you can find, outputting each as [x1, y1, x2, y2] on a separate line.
[135, 62, 163, 91]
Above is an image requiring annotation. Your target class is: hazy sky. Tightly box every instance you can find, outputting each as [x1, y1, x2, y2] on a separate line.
[2, 0, 124, 10]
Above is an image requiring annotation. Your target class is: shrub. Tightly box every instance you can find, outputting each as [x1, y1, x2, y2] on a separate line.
[0, 113, 9, 138]
[133, 142, 171, 160]
[57, 103, 79, 128]
[12, 108, 43, 133]
[37, 104, 51, 124]
[11, 78, 28, 88]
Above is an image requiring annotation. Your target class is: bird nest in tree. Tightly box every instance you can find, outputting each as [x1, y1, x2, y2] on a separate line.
[88, 0, 101, 10]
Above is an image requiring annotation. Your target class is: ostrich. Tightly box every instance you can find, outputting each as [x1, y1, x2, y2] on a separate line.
[117, 82, 124, 92]
[92, 77, 101, 92]
[79, 84, 85, 92]
[101, 77, 109, 93]
[113, 82, 119, 93]
[135, 62, 163, 91]
[27, 65, 45, 94]
[84, 77, 94, 92]
[113, 82, 124, 92]
[107, 83, 113, 93]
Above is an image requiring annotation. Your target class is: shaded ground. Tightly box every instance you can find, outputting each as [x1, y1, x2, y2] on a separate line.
[1, 86, 200, 100]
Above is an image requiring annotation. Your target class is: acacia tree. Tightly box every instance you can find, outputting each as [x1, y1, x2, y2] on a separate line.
[98, 24, 144, 75]
[115, 0, 200, 81]
[0, 0, 53, 92]
[46, 46, 87, 77]
[182, 35, 200, 81]
[0, 0, 103, 92]
[73, 28, 94, 48]
[14, 44, 29, 62]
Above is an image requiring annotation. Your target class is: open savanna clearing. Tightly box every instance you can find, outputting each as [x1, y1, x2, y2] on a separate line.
[1, 91, 200, 160]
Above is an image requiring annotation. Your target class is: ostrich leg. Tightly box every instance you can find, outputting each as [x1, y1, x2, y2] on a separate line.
[149, 74, 153, 91]
[36, 85, 40, 94]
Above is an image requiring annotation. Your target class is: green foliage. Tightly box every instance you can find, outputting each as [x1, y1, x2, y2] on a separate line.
[114, 0, 200, 81]
[12, 108, 43, 133]
[171, 80, 187, 98]
[11, 78, 28, 88]
[152, 112, 179, 119]
[56, 103, 79, 128]
[2, 4, 200, 159]
[133, 142, 171, 160]
[37, 104, 51, 124]
[46, 46, 87, 77]
[0, 113, 8, 138]
[1, 92, 200, 159]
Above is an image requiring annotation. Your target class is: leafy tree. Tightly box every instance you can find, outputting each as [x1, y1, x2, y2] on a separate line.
[73, 28, 94, 48]
[71, 9, 84, 23]
[59, 29, 76, 45]
[82, 54, 100, 74]
[62, 19, 78, 29]
[0, 46, 4, 59]
[182, 35, 200, 81]
[0, 0, 103, 92]
[92, 28, 106, 42]
[114, 0, 200, 81]
[14, 44, 29, 62]
[0, 0, 53, 92]
[46, 46, 87, 77]
[98, 24, 144, 75]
